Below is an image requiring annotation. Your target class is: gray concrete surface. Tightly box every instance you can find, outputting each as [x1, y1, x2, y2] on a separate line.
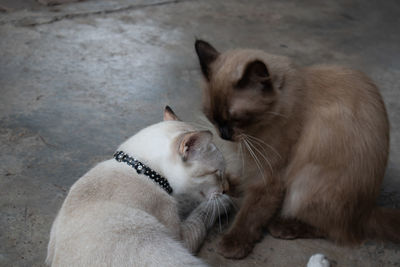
[1, 0, 399, 266]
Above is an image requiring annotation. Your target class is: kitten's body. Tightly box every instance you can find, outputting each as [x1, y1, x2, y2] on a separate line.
[47, 161, 194, 266]
[195, 41, 400, 259]
[47, 110, 230, 266]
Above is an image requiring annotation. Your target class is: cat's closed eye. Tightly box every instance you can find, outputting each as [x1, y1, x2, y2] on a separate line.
[230, 116, 245, 124]
[198, 169, 219, 178]
[230, 114, 255, 126]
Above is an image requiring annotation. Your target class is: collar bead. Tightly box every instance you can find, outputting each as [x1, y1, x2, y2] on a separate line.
[113, 151, 173, 194]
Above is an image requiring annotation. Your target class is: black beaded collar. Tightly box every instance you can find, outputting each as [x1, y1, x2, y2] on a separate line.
[113, 151, 173, 194]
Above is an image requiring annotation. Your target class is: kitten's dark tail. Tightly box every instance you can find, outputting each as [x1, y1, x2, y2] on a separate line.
[364, 207, 400, 243]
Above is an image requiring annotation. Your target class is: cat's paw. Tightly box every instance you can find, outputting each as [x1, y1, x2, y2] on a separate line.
[307, 254, 330, 267]
[217, 232, 254, 259]
[268, 222, 298, 239]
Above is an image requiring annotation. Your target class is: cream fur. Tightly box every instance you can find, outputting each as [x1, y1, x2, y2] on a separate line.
[46, 120, 230, 267]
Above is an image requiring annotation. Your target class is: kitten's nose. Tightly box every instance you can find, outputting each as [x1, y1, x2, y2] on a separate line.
[219, 125, 233, 141]
[222, 179, 230, 194]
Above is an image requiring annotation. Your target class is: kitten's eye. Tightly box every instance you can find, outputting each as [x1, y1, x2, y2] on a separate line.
[231, 117, 242, 123]
[231, 113, 255, 126]
[199, 169, 218, 177]
[231, 116, 246, 126]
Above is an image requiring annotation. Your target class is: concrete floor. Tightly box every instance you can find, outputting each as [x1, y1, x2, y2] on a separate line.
[1, 0, 400, 266]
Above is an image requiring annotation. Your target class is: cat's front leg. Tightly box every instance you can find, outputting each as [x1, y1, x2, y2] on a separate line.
[181, 194, 231, 253]
[217, 179, 284, 259]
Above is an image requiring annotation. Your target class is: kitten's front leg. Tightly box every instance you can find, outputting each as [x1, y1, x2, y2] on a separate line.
[181, 195, 231, 253]
[217, 179, 284, 259]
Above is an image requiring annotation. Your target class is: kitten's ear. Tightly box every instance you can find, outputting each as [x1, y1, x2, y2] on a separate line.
[164, 106, 180, 121]
[195, 40, 219, 81]
[179, 131, 213, 161]
[237, 60, 273, 92]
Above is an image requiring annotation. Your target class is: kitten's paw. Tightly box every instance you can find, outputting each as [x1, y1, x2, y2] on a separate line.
[268, 222, 298, 239]
[217, 233, 254, 259]
[307, 254, 330, 267]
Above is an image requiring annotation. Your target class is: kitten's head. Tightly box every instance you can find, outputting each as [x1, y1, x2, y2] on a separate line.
[118, 106, 228, 202]
[194, 40, 289, 141]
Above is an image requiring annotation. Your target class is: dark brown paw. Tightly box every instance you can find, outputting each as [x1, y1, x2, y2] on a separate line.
[268, 223, 298, 239]
[268, 218, 322, 240]
[217, 233, 254, 259]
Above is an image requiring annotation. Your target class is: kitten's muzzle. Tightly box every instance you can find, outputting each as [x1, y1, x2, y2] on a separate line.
[219, 124, 233, 141]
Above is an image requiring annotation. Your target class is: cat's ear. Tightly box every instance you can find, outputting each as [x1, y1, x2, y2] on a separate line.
[195, 40, 219, 81]
[237, 60, 273, 92]
[164, 105, 180, 121]
[179, 131, 213, 161]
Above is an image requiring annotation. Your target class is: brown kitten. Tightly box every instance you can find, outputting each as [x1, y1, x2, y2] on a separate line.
[194, 40, 400, 259]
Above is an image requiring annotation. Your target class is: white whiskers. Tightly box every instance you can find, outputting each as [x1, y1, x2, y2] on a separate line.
[242, 137, 267, 185]
[218, 197, 229, 224]
[245, 137, 274, 175]
[215, 196, 222, 232]
[221, 193, 238, 211]
[204, 196, 213, 225]
[202, 194, 232, 232]
[244, 134, 282, 160]
[240, 133, 279, 185]
[238, 141, 245, 176]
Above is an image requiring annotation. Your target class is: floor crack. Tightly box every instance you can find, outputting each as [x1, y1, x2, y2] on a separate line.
[4, 0, 192, 27]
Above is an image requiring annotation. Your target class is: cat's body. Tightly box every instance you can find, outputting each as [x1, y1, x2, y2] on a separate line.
[46, 108, 230, 266]
[194, 41, 400, 259]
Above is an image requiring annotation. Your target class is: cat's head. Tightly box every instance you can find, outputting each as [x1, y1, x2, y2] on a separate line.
[118, 106, 228, 202]
[194, 40, 290, 141]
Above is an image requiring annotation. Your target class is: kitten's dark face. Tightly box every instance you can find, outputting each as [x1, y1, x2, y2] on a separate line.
[195, 40, 278, 141]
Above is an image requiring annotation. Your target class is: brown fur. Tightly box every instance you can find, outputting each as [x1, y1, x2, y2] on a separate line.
[194, 40, 400, 259]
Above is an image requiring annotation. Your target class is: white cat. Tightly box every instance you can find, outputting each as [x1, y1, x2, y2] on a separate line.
[46, 106, 231, 267]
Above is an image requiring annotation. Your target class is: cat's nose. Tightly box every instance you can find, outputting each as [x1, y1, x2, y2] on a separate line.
[219, 125, 233, 141]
